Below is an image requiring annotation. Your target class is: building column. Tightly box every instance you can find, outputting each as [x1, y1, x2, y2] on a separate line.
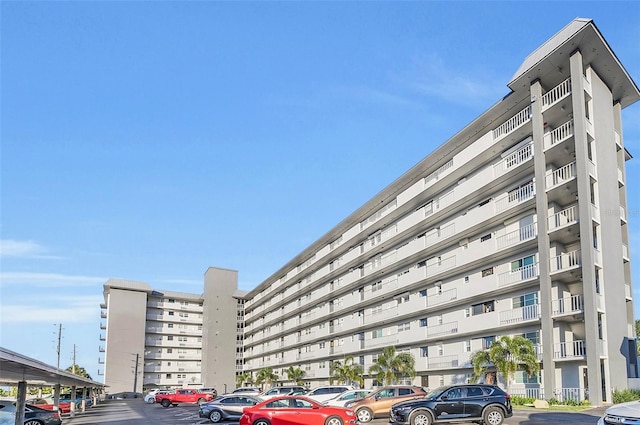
[16, 381, 27, 425]
[570, 49, 603, 405]
[531, 79, 555, 399]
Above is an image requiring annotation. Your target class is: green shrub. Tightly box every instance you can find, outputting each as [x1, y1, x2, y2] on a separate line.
[548, 397, 560, 405]
[580, 400, 592, 406]
[510, 395, 535, 405]
[613, 389, 640, 404]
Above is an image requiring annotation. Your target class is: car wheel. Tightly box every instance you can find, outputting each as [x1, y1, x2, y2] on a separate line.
[410, 410, 432, 425]
[197, 398, 206, 405]
[325, 415, 344, 425]
[483, 406, 505, 425]
[161, 399, 171, 408]
[24, 421, 42, 425]
[253, 419, 271, 425]
[209, 410, 223, 423]
[356, 407, 373, 423]
[146, 397, 155, 404]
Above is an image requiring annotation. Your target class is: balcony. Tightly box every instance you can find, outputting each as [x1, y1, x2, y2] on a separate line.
[366, 333, 399, 348]
[551, 294, 584, 317]
[497, 263, 539, 287]
[541, 77, 571, 111]
[426, 321, 458, 338]
[499, 304, 540, 325]
[626, 284, 633, 301]
[426, 288, 457, 307]
[544, 120, 574, 150]
[549, 250, 581, 274]
[548, 205, 578, 231]
[99, 334, 105, 341]
[493, 105, 531, 141]
[494, 183, 535, 213]
[496, 223, 537, 250]
[494, 143, 533, 177]
[546, 162, 577, 190]
[427, 354, 459, 369]
[553, 340, 586, 360]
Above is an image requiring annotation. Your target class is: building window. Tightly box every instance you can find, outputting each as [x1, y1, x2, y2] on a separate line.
[464, 276, 469, 284]
[397, 322, 410, 332]
[464, 340, 471, 352]
[482, 267, 494, 277]
[168, 311, 175, 316]
[471, 301, 494, 315]
[481, 234, 492, 242]
[372, 329, 383, 339]
[419, 318, 427, 327]
[482, 336, 495, 349]
[513, 292, 538, 308]
[166, 373, 172, 378]
[419, 289, 427, 297]
[168, 323, 173, 328]
[167, 336, 173, 341]
[420, 347, 428, 357]
[167, 299, 175, 303]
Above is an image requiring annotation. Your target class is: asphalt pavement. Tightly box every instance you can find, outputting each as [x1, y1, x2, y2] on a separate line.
[62, 398, 609, 425]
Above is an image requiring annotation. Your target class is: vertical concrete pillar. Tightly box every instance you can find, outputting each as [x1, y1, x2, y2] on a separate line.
[531, 79, 556, 399]
[16, 381, 27, 425]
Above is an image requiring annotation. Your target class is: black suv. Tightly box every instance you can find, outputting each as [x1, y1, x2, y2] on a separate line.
[389, 384, 512, 425]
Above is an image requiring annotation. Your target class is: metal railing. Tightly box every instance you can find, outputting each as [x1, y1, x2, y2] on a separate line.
[546, 161, 576, 188]
[548, 205, 578, 230]
[497, 263, 538, 287]
[493, 105, 532, 140]
[544, 120, 574, 149]
[551, 294, 584, 315]
[541, 77, 572, 109]
[496, 223, 536, 250]
[494, 143, 533, 176]
[499, 304, 540, 325]
[549, 250, 581, 273]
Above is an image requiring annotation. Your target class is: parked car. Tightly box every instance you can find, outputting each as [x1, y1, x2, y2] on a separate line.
[59, 392, 92, 408]
[323, 389, 373, 407]
[239, 395, 357, 425]
[259, 386, 308, 400]
[389, 384, 513, 425]
[198, 388, 218, 398]
[155, 388, 215, 407]
[305, 385, 355, 403]
[198, 394, 261, 423]
[597, 399, 640, 425]
[144, 389, 173, 404]
[0, 400, 63, 425]
[25, 397, 71, 414]
[347, 385, 427, 423]
[231, 387, 262, 395]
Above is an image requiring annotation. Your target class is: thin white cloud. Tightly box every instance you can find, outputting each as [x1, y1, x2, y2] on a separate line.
[395, 53, 507, 108]
[0, 272, 106, 287]
[0, 239, 59, 258]
[1, 305, 98, 324]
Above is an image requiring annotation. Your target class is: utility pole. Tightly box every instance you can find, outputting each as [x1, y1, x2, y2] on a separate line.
[55, 323, 62, 369]
[72, 344, 76, 374]
[132, 353, 139, 394]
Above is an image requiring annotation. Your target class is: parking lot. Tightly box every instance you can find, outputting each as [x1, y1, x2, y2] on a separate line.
[62, 398, 609, 425]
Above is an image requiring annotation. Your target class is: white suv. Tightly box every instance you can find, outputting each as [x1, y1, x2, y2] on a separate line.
[305, 385, 354, 403]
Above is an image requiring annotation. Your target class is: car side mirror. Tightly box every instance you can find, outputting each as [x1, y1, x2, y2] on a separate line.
[313, 405, 320, 409]
[441, 396, 448, 401]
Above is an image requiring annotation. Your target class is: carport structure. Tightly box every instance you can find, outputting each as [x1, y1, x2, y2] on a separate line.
[0, 347, 105, 424]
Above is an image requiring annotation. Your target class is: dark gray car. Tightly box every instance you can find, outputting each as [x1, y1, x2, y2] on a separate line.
[198, 394, 261, 423]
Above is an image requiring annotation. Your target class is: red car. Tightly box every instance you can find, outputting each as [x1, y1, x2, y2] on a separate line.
[26, 397, 72, 414]
[155, 388, 215, 407]
[239, 396, 358, 425]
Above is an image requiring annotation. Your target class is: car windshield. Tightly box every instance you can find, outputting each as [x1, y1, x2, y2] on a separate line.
[425, 386, 448, 399]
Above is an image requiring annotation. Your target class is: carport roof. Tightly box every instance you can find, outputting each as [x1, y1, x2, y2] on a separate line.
[0, 347, 105, 388]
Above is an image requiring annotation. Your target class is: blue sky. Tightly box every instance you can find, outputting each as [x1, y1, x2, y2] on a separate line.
[1, 2, 639, 381]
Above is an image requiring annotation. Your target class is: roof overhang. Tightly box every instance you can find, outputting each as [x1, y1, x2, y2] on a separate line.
[0, 347, 105, 388]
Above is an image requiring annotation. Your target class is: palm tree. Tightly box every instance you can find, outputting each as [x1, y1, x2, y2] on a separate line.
[236, 372, 254, 387]
[368, 346, 416, 385]
[470, 335, 540, 393]
[255, 367, 279, 390]
[284, 366, 306, 385]
[331, 355, 364, 387]
[65, 364, 92, 380]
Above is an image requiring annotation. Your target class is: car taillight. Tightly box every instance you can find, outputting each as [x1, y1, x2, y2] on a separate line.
[53, 412, 60, 418]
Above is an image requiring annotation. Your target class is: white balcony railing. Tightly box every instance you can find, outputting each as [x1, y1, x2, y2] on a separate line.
[493, 105, 532, 140]
[541, 77, 572, 110]
[548, 205, 578, 230]
[546, 162, 576, 189]
[544, 120, 574, 150]
[553, 340, 586, 359]
[499, 304, 540, 325]
[496, 223, 536, 250]
[549, 250, 581, 273]
[426, 321, 458, 337]
[497, 263, 539, 287]
[427, 355, 459, 369]
[494, 143, 533, 176]
[551, 294, 584, 315]
[426, 288, 457, 307]
[495, 183, 535, 213]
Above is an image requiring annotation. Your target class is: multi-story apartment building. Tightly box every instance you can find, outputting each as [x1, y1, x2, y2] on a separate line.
[241, 18, 639, 405]
[101, 268, 246, 394]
